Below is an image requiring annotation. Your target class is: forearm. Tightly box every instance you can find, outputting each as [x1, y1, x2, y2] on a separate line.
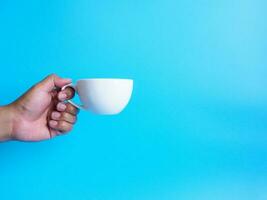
[0, 105, 14, 141]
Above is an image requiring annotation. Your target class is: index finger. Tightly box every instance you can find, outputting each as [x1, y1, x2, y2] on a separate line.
[58, 87, 75, 101]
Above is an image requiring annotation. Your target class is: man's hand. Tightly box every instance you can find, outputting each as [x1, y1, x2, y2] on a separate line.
[0, 74, 79, 142]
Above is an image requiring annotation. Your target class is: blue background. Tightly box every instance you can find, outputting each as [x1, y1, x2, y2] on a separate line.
[1, 0, 267, 199]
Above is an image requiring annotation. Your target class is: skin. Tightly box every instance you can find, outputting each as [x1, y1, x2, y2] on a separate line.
[0, 74, 79, 142]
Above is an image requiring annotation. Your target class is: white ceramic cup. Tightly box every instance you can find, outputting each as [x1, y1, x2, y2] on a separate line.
[61, 78, 133, 115]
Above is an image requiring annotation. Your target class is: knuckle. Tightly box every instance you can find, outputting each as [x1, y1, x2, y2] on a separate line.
[46, 74, 55, 82]
[61, 112, 69, 119]
[67, 104, 77, 114]
[49, 73, 57, 78]
[59, 121, 72, 131]
[61, 112, 77, 123]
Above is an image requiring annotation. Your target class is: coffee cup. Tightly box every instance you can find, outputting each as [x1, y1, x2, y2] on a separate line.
[61, 78, 133, 115]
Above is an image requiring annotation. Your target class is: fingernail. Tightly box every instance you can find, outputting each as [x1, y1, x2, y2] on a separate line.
[58, 93, 67, 100]
[50, 120, 58, 126]
[58, 103, 66, 110]
[52, 112, 61, 119]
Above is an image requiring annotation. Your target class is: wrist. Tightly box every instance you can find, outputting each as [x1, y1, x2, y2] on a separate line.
[0, 104, 16, 141]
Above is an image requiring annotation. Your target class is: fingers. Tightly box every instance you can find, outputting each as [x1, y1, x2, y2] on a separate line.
[48, 102, 79, 134]
[57, 87, 75, 101]
[51, 111, 77, 123]
[37, 74, 72, 92]
[57, 102, 79, 115]
[49, 120, 73, 133]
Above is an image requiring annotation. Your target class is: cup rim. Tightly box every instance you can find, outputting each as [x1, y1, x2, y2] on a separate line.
[77, 78, 133, 82]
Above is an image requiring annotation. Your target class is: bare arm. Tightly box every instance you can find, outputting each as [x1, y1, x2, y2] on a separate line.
[0, 105, 14, 141]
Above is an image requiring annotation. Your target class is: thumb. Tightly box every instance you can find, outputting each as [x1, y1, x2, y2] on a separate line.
[37, 74, 72, 92]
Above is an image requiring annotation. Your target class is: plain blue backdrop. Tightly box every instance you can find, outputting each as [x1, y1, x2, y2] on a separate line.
[1, 0, 267, 199]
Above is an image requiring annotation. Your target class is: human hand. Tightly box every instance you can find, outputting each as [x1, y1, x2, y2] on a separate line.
[2, 74, 79, 141]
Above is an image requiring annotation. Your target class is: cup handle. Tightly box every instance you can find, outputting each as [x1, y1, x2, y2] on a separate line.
[61, 83, 84, 109]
